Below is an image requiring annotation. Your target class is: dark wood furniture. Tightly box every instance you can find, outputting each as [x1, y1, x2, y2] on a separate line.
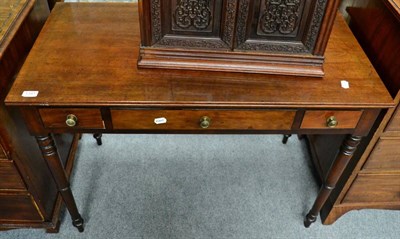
[4, 2, 393, 231]
[138, 0, 340, 77]
[0, 0, 79, 233]
[310, 0, 400, 224]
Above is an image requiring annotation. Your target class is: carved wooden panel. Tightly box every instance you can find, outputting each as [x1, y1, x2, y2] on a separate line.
[257, 0, 305, 37]
[235, 0, 328, 54]
[147, 0, 234, 50]
[171, 0, 214, 32]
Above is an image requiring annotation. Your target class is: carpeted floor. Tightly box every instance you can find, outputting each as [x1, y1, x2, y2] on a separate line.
[0, 134, 399, 239]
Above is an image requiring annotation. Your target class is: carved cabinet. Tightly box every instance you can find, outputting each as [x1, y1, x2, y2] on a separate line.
[138, 0, 340, 76]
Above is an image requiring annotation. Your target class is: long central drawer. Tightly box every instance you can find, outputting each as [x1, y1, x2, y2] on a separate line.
[111, 109, 296, 130]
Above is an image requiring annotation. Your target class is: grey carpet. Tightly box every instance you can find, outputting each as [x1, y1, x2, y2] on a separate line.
[0, 134, 399, 239]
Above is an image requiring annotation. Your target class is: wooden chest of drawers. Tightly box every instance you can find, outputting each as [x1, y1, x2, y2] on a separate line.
[0, 0, 79, 233]
[138, 0, 341, 77]
[311, 0, 400, 224]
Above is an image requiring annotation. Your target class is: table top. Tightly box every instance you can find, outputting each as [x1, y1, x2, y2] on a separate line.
[5, 3, 393, 109]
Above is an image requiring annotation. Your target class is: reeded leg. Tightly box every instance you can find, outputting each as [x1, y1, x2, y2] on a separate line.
[304, 135, 362, 228]
[93, 133, 102, 146]
[36, 135, 84, 232]
[282, 134, 292, 144]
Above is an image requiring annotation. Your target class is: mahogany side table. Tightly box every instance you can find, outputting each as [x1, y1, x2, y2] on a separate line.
[5, 3, 394, 232]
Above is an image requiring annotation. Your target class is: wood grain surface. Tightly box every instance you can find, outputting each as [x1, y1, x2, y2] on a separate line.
[5, 3, 393, 109]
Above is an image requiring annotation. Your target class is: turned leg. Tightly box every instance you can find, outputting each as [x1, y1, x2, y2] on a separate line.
[93, 133, 102, 146]
[36, 135, 84, 232]
[304, 135, 362, 228]
[282, 134, 292, 144]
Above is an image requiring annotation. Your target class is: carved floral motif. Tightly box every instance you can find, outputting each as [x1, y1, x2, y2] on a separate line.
[260, 0, 302, 35]
[174, 0, 212, 30]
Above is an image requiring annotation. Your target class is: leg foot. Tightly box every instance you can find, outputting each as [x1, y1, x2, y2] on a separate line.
[93, 133, 102, 146]
[304, 213, 317, 228]
[72, 217, 85, 232]
[282, 134, 292, 144]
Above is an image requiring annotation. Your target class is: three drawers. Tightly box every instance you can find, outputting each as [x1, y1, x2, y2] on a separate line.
[111, 109, 296, 130]
[37, 108, 364, 131]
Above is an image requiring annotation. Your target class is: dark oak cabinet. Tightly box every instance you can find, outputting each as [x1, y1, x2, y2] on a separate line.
[138, 0, 340, 77]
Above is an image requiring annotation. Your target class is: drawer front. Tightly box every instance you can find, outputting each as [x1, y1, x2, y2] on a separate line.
[111, 110, 296, 130]
[0, 194, 42, 221]
[386, 106, 400, 132]
[0, 160, 26, 190]
[301, 111, 363, 129]
[363, 138, 400, 171]
[343, 174, 400, 204]
[39, 108, 104, 129]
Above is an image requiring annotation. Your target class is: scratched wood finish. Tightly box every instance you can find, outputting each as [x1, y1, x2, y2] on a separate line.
[111, 109, 296, 130]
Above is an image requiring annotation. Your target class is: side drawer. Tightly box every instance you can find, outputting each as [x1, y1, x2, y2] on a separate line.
[363, 138, 400, 171]
[301, 110, 363, 129]
[0, 160, 26, 190]
[0, 194, 42, 221]
[343, 174, 400, 204]
[385, 106, 400, 132]
[111, 109, 296, 130]
[39, 108, 104, 129]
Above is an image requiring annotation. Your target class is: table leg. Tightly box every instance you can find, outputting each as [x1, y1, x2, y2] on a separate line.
[36, 135, 84, 232]
[93, 133, 103, 145]
[282, 134, 292, 144]
[304, 135, 362, 228]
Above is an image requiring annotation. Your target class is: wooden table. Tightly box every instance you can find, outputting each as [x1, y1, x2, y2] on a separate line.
[4, 3, 394, 232]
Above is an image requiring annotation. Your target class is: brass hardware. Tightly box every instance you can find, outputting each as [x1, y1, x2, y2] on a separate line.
[326, 116, 338, 128]
[66, 114, 78, 127]
[199, 116, 211, 129]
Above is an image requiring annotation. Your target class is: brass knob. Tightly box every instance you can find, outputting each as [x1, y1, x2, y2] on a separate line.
[326, 116, 338, 128]
[66, 114, 78, 127]
[199, 116, 211, 129]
